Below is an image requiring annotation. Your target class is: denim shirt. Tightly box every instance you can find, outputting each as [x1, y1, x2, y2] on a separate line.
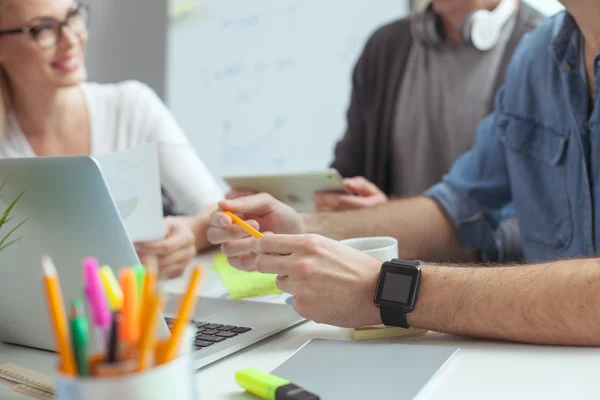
[425, 12, 600, 262]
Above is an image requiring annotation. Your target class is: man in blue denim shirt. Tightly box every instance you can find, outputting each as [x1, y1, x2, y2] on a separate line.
[209, 3, 600, 346]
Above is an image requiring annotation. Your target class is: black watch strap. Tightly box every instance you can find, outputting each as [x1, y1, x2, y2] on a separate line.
[380, 306, 409, 329]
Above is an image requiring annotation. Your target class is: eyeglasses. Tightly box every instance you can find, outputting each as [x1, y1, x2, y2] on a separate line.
[0, 3, 90, 50]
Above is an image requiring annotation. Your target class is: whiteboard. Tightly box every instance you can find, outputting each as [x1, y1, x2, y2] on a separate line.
[166, 0, 408, 177]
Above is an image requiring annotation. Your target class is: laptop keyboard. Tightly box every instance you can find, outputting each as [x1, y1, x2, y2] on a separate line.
[165, 318, 253, 351]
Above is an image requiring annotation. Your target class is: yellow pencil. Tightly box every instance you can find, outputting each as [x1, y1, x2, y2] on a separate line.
[223, 211, 263, 239]
[138, 291, 164, 370]
[160, 267, 204, 364]
[41, 256, 77, 376]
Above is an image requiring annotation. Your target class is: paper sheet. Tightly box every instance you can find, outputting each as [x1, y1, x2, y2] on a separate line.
[212, 253, 286, 299]
[95, 144, 164, 242]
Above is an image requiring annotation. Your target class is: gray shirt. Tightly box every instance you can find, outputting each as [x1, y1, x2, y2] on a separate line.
[390, 17, 517, 198]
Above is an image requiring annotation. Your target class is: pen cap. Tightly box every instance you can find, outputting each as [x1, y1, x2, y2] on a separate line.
[235, 368, 289, 400]
[99, 266, 123, 311]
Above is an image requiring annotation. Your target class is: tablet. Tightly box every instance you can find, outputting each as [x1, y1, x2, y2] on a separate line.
[223, 169, 347, 212]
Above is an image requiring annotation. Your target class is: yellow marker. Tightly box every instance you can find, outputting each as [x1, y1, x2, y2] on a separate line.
[223, 211, 263, 239]
[99, 266, 123, 311]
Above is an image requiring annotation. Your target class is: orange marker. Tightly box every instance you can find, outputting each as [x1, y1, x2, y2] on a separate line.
[42, 256, 77, 376]
[223, 211, 263, 239]
[161, 267, 204, 364]
[119, 268, 139, 357]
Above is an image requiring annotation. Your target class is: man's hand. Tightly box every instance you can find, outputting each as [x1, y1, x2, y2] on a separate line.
[254, 234, 382, 328]
[314, 176, 388, 211]
[207, 193, 305, 271]
[135, 217, 197, 278]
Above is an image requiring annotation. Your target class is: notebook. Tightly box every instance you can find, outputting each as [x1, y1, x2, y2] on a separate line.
[271, 339, 459, 400]
[0, 363, 54, 399]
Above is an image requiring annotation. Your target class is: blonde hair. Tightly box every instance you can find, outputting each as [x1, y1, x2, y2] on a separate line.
[0, 0, 10, 140]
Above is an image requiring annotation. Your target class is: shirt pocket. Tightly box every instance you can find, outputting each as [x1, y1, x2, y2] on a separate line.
[499, 116, 572, 253]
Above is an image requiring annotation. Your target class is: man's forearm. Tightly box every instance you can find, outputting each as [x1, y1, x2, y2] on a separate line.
[302, 196, 474, 261]
[408, 259, 600, 346]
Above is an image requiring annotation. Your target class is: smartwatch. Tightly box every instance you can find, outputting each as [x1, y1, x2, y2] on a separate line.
[373, 259, 421, 328]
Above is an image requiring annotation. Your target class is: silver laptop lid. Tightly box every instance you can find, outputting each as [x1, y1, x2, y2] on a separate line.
[0, 156, 167, 350]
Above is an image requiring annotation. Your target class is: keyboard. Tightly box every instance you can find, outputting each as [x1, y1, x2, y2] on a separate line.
[165, 318, 253, 351]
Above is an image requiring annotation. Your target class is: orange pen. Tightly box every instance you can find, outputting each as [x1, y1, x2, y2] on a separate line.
[161, 267, 204, 364]
[223, 211, 263, 239]
[41, 256, 77, 376]
[119, 268, 139, 359]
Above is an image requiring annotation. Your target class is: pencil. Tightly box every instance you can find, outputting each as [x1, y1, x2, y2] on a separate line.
[161, 267, 204, 364]
[223, 211, 263, 239]
[42, 255, 77, 376]
[138, 291, 164, 370]
[140, 255, 158, 336]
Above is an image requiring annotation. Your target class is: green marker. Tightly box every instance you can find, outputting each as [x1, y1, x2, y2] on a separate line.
[235, 368, 320, 400]
[69, 299, 90, 376]
[132, 264, 146, 298]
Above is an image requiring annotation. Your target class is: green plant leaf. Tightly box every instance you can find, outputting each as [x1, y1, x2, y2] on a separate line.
[0, 237, 21, 253]
[0, 190, 25, 229]
[0, 217, 28, 249]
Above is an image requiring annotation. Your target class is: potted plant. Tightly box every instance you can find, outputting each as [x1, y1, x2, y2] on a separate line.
[0, 177, 27, 253]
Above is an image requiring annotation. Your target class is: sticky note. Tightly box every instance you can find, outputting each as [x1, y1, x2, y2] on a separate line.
[212, 253, 283, 299]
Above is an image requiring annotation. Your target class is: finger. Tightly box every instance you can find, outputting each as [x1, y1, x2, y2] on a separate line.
[255, 234, 318, 256]
[218, 193, 279, 218]
[159, 262, 189, 279]
[275, 275, 294, 294]
[344, 176, 381, 196]
[228, 253, 258, 271]
[255, 253, 294, 275]
[207, 220, 260, 245]
[226, 189, 257, 199]
[333, 195, 375, 210]
[221, 236, 256, 258]
[157, 245, 195, 269]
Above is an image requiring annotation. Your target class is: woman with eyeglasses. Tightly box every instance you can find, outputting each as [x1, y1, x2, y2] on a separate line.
[0, 0, 223, 278]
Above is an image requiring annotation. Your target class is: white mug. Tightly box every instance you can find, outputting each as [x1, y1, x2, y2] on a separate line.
[341, 236, 398, 262]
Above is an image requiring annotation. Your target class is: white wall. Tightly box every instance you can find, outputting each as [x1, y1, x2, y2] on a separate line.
[85, 0, 169, 99]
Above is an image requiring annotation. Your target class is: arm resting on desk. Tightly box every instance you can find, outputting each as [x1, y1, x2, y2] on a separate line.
[408, 260, 600, 346]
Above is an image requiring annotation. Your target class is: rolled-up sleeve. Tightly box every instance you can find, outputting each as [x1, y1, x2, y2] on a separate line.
[425, 87, 512, 253]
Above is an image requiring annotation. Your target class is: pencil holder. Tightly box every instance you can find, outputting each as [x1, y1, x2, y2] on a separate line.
[53, 354, 198, 400]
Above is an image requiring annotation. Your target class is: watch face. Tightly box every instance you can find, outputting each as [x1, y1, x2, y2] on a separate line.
[375, 262, 420, 310]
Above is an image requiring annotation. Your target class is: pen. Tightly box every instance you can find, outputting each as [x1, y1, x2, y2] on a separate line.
[69, 299, 90, 376]
[235, 368, 320, 400]
[106, 312, 119, 364]
[132, 263, 146, 299]
[223, 211, 263, 239]
[41, 255, 77, 376]
[160, 267, 203, 364]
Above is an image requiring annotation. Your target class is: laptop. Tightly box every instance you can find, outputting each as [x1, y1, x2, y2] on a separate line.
[0, 156, 304, 369]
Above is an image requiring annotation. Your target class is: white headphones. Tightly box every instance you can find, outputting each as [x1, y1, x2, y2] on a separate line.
[412, 0, 517, 51]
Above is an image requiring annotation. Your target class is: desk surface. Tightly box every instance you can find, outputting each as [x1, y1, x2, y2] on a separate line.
[2, 252, 600, 399]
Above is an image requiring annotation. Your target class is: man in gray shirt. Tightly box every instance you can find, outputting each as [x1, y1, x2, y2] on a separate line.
[314, 0, 542, 261]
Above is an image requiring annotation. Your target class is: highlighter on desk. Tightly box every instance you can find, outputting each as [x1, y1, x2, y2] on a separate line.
[235, 368, 320, 400]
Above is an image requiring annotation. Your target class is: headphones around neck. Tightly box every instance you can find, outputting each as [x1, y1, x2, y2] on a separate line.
[412, 0, 517, 51]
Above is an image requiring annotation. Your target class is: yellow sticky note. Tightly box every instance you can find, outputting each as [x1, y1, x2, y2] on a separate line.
[212, 253, 282, 299]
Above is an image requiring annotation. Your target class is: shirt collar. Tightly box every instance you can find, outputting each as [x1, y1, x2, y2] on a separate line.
[551, 12, 582, 70]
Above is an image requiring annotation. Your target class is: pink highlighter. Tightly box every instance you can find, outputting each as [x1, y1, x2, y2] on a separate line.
[83, 257, 112, 352]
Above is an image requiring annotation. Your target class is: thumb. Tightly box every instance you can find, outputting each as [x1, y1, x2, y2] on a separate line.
[344, 177, 381, 197]
[218, 192, 279, 217]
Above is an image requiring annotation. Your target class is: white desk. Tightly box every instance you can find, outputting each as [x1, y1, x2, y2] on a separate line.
[2, 252, 600, 399]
